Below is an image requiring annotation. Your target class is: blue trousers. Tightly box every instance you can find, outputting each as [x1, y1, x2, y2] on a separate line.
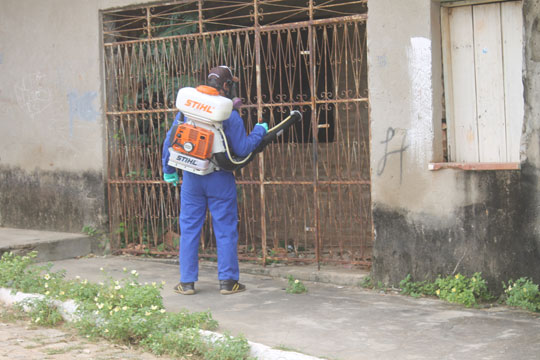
[179, 170, 239, 283]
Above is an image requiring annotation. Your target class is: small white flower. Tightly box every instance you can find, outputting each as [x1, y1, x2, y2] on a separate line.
[43, 274, 51, 280]
[123, 267, 127, 272]
[44, 283, 49, 288]
[145, 311, 151, 316]
[35, 317, 40, 323]
[45, 291, 50, 295]
[100, 267, 104, 271]
[151, 305, 158, 310]
[115, 285, 121, 290]
[131, 270, 137, 275]
[122, 306, 128, 311]
[160, 309, 166, 314]
[104, 329, 109, 333]
[75, 275, 81, 280]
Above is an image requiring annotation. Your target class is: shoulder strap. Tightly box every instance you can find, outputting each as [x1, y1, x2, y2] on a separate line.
[166, 112, 185, 148]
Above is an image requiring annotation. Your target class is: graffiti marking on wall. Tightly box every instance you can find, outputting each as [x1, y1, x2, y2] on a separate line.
[15, 72, 53, 119]
[377, 127, 409, 184]
[68, 90, 99, 136]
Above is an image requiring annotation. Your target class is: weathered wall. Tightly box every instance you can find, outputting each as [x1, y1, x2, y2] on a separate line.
[0, 0, 151, 232]
[368, 0, 540, 291]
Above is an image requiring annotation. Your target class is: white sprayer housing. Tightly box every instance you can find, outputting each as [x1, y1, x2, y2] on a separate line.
[168, 86, 234, 175]
[175, 86, 233, 124]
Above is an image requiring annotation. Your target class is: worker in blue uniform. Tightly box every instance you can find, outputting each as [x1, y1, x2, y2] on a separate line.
[162, 66, 268, 295]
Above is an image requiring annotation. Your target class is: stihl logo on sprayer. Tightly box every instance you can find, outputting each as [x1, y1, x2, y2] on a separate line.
[184, 99, 214, 114]
[176, 154, 198, 166]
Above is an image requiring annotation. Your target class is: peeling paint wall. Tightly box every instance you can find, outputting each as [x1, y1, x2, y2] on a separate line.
[0, 0, 153, 232]
[368, 0, 540, 291]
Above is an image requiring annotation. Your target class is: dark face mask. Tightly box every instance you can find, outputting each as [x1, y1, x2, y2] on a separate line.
[224, 81, 238, 99]
[230, 82, 238, 99]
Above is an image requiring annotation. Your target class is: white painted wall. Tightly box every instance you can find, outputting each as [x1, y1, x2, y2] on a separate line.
[367, 0, 487, 216]
[0, 0, 152, 173]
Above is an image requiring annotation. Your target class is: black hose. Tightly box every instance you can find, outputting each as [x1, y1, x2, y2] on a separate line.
[214, 110, 303, 171]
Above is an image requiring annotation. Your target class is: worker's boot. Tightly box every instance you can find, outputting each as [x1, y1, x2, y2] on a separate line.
[174, 282, 195, 295]
[219, 280, 246, 295]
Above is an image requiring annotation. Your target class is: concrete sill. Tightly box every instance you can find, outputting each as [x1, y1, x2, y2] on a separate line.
[428, 162, 521, 171]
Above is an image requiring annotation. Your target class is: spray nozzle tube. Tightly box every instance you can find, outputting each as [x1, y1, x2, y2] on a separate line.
[213, 110, 303, 171]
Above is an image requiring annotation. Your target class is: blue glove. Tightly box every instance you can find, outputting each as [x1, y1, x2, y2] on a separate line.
[163, 172, 179, 186]
[255, 122, 268, 133]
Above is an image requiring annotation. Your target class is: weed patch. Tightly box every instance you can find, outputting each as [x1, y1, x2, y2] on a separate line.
[0, 251, 253, 360]
[15, 297, 64, 327]
[502, 278, 540, 312]
[286, 275, 307, 294]
[400, 272, 540, 312]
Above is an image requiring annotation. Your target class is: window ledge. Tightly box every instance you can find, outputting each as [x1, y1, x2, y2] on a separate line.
[429, 162, 521, 171]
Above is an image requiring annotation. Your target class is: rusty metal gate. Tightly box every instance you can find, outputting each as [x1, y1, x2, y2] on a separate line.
[102, 0, 371, 268]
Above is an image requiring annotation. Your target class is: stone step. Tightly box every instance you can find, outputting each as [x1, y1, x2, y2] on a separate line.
[0, 227, 102, 262]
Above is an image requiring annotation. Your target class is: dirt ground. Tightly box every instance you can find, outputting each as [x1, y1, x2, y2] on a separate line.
[0, 306, 178, 360]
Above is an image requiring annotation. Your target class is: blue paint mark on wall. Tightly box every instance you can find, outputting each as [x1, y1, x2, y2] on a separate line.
[68, 91, 99, 136]
[377, 55, 387, 67]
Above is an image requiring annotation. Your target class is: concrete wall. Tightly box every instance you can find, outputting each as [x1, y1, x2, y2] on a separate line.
[368, 0, 540, 291]
[0, 0, 150, 232]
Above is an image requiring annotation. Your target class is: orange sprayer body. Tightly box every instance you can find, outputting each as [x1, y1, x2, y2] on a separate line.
[171, 123, 214, 160]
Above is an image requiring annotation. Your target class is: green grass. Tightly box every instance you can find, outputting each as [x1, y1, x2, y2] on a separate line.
[0, 251, 254, 360]
[285, 275, 308, 294]
[399, 272, 540, 312]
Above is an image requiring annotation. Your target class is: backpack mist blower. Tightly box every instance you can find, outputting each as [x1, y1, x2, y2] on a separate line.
[167, 85, 302, 175]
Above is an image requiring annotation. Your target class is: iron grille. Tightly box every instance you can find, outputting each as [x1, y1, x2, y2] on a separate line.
[103, 0, 371, 268]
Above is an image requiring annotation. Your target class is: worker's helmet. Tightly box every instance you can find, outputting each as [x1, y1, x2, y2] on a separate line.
[207, 66, 239, 98]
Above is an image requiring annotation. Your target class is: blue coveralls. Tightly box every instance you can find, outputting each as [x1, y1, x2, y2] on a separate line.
[162, 110, 265, 283]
